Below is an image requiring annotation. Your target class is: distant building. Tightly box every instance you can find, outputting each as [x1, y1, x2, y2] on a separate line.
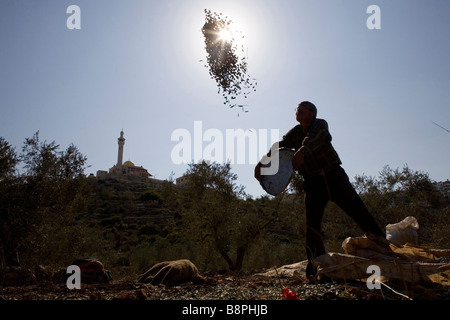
[109, 159, 151, 178]
[441, 180, 450, 199]
[96, 130, 167, 188]
[106, 130, 150, 178]
[434, 180, 450, 199]
[94, 130, 196, 191]
[175, 174, 194, 188]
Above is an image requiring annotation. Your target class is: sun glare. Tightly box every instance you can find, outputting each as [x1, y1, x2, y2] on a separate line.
[218, 27, 233, 43]
[216, 25, 246, 59]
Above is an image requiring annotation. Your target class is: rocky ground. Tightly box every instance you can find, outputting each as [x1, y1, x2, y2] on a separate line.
[1, 273, 448, 301]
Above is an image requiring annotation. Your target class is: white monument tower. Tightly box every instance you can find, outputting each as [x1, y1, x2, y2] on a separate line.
[117, 130, 125, 166]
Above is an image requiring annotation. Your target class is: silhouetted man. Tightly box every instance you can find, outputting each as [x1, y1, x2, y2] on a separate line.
[255, 101, 384, 280]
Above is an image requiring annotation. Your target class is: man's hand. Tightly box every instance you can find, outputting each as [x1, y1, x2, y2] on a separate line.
[292, 150, 304, 170]
[254, 162, 262, 181]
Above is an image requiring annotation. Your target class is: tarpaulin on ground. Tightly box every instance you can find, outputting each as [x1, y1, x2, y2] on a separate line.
[314, 233, 450, 286]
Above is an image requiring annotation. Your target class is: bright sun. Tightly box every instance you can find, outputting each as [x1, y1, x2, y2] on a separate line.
[218, 27, 233, 43]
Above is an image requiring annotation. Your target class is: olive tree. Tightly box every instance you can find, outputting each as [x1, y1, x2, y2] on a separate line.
[177, 161, 270, 271]
[0, 132, 89, 267]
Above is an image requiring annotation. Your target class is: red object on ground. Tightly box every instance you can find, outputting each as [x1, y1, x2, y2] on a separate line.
[282, 288, 301, 300]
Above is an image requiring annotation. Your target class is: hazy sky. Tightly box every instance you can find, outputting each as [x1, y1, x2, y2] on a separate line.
[1, 0, 449, 198]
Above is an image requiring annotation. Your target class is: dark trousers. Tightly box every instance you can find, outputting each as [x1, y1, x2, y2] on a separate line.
[303, 166, 384, 277]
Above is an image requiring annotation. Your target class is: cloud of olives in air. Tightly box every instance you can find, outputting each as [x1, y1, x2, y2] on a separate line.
[201, 9, 257, 113]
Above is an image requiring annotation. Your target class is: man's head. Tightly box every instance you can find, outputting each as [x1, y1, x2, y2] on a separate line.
[296, 101, 317, 124]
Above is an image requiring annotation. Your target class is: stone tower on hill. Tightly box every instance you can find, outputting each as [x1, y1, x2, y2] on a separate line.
[97, 130, 151, 179]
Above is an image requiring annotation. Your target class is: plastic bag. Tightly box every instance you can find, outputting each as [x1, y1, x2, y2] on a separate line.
[386, 216, 419, 245]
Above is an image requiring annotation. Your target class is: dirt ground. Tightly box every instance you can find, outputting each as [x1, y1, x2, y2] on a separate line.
[1, 273, 448, 301]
